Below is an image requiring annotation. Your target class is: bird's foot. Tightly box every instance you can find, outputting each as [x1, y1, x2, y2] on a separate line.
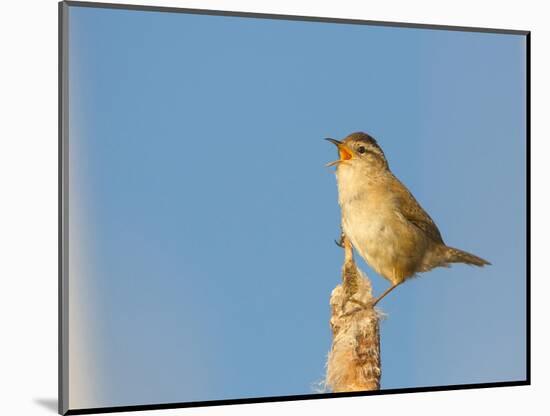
[341, 296, 372, 316]
[348, 297, 370, 309]
[334, 232, 345, 248]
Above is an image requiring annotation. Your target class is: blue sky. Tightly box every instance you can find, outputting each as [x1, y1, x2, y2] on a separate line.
[67, 5, 527, 409]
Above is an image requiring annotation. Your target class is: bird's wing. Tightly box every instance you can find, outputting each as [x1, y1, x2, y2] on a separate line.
[390, 176, 445, 244]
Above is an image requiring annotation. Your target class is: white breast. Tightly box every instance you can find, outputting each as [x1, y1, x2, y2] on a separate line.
[342, 195, 398, 270]
[335, 164, 404, 280]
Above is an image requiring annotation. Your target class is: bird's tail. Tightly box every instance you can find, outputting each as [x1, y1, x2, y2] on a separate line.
[443, 246, 491, 267]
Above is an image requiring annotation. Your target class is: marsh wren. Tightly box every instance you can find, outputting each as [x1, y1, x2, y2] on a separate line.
[326, 132, 490, 306]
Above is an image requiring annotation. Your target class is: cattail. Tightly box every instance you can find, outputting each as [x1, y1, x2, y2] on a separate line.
[325, 237, 381, 392]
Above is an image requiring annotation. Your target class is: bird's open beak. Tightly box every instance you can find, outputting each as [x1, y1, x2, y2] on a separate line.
[325, 138, 353, 167]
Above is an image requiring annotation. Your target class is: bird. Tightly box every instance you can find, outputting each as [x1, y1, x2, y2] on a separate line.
[326, 131, 490, 306]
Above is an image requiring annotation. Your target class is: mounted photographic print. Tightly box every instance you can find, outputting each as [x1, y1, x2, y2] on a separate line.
[59, 1, 530, 414]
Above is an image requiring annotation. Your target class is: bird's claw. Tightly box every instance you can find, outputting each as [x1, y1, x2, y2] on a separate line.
[348, 298, 370, 309]
[334, 232, 345, 248]
[341, 296, 372, 316]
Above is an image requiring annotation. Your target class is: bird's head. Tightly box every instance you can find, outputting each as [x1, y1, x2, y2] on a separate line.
[325, 132, 388, 171]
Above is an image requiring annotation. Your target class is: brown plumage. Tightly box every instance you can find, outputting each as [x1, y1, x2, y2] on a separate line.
[326, 132, 490, 305]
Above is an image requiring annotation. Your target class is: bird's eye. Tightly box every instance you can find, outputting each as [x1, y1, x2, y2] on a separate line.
[357, 146, 366, 154]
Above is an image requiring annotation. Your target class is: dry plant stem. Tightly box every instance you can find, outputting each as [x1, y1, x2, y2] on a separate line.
[325, 236, 381, 392]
